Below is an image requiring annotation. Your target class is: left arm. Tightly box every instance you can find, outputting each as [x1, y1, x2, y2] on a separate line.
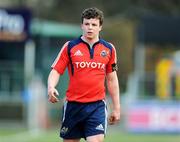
[106, 71, 120, 125]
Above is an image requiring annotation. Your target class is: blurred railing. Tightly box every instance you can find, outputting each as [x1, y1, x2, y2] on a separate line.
[0, 61, 24, 124]
[139, 72, 156, 99]
[0, 61, 24, 101]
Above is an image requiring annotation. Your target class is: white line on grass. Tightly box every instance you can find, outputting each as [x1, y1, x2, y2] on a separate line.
[0, 129, 42, 142]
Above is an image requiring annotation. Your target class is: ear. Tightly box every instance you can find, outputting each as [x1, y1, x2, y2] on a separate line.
[99, 25, 102, 31]
[81, 24, 83, 30]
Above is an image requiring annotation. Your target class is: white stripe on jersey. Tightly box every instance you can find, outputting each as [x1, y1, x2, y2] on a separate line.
[109, 43, 117, 63]
[51, 41, 69, 68]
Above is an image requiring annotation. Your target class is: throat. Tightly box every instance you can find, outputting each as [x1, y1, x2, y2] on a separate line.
[81, 36, 99, 46]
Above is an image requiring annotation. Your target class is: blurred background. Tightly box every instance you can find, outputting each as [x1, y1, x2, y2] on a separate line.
[0, 0, 180, 142]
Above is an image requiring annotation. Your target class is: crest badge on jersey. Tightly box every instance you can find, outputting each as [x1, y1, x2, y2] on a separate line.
[100, 50, 108, 57]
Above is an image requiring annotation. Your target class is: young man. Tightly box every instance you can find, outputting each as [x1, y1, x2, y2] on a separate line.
[48, 7, 120, 142]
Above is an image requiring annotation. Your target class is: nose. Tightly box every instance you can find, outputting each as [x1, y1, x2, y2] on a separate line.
[88, 24, 93, 29]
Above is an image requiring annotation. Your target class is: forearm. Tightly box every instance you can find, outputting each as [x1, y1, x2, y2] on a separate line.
[47, 69, 60, 103]
[106, 71, 120, 124]
[106, 72, 120, 110]
[47, 69, 60, 89]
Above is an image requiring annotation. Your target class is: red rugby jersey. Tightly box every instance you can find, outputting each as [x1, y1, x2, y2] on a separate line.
[52, 37, 117, 103]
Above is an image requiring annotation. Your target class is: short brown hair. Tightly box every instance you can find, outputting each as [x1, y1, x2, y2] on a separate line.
[81, 7, 104, 26]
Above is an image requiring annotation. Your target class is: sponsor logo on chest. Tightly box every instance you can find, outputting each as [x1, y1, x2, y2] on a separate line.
[74, 61, 105, 70]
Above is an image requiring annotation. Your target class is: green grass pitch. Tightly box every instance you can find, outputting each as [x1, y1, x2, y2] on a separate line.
[0, 128, 180, 142]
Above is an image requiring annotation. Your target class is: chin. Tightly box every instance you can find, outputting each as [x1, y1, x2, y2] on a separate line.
[86, 35, 94, 40]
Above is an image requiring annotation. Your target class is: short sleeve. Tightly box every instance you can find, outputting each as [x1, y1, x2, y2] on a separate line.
[106, 43, 118, 73]
[51, 41, 69, 75]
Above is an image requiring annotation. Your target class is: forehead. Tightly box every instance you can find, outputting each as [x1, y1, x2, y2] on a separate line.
[82, 18, 100, 24]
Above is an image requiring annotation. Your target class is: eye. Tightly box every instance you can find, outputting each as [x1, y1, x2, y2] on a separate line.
[92, 23, 97, 26]
[85, 23, 89, 26]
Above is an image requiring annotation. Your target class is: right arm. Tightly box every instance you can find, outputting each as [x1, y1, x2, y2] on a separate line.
[47, 69, 60, 103]
[47, 41, 69, 103]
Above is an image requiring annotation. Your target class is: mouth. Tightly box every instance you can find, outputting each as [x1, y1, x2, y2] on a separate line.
[87, 32, 93, 34]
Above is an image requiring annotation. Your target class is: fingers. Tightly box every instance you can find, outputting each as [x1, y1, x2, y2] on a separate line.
[48, 88, 59, 103]
[108, 114, 120, 125]
[108, 116, 119, 125]
[108, 116, 115, 125]
[54, 89, 59, 96]
[49, 93, 59, 103]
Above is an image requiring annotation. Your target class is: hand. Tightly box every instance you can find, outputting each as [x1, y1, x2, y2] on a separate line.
[108, 109, 120, 125]
[48, 87, 59, 103]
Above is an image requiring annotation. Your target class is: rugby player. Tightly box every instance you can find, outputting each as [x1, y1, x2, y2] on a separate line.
[48, 7, 120, 142]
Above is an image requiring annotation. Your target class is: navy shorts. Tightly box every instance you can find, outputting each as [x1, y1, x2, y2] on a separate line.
[60, 100, 107, 139]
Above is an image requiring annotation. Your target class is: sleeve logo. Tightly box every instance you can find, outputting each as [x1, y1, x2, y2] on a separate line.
[112, 63, 118, 71]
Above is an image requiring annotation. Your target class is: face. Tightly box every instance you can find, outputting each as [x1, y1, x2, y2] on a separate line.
[81, 18, 102, 41]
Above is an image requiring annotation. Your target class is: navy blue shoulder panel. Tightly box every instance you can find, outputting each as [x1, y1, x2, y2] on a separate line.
[99, 39, 113, 55]
[67, 38, 82, 76]
[68, 38, 81, 49]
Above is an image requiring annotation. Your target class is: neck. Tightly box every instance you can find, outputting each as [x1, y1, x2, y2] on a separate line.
[81, 36, 99, 45]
